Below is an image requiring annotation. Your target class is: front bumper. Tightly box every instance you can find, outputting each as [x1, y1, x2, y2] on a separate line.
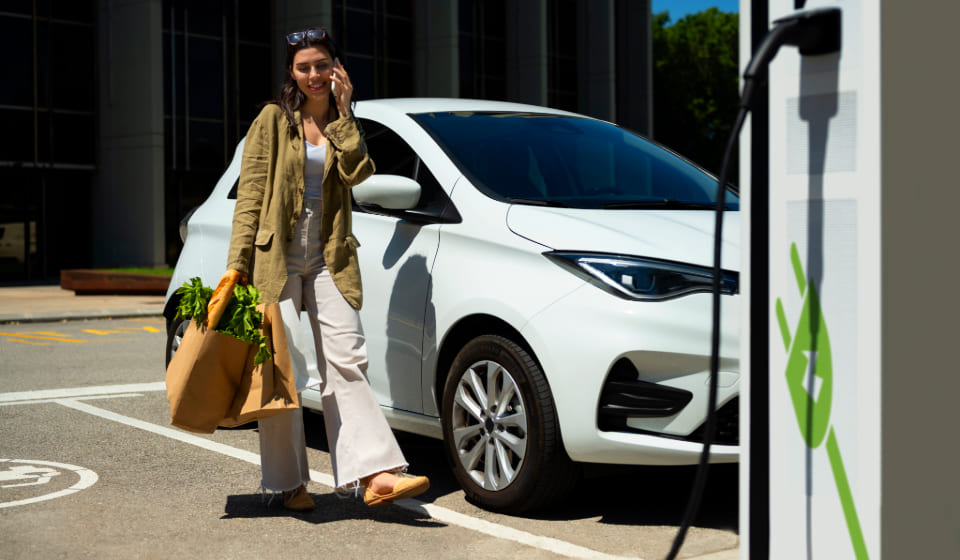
[520, 282, 740, 465]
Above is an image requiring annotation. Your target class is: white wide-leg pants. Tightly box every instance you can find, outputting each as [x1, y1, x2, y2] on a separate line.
[258, 198, 408, 492]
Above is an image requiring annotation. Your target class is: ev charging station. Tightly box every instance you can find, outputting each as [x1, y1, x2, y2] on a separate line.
[738, 1, 960, 558]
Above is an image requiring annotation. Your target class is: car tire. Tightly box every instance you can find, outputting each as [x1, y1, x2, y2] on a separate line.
[441, 334, 580, 513]
[165, 317, 190, 368]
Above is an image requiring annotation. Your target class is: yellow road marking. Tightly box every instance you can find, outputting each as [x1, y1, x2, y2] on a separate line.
[0, 333, 86, 343]
[7, 339, 50, 346]
[82, 326, 161, 335]
[2, 323, 160, 344]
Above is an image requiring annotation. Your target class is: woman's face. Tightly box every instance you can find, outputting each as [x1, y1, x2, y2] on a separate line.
[290, 45, 334, 104]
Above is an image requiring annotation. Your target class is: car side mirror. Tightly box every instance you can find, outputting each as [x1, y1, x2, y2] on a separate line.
[353, 174, 421, 210]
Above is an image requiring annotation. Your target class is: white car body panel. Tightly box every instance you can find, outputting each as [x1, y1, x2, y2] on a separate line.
[521, 283, 739, 464]
[164, 140, 244, 308]
[348, 212, 439, 413]
[507, 207, 741, 271]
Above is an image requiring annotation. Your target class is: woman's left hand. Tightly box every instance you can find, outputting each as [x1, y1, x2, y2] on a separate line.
[331, 58, 353, 117]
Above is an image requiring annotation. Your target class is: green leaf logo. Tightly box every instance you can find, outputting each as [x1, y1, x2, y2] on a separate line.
[775, 242, 869, 559]
[776, 243, 833, 448]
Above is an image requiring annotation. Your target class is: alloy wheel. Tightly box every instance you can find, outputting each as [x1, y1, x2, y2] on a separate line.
[450, 359, 529, 491]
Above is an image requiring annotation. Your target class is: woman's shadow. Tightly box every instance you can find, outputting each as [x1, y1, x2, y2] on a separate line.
[246, 410, 736, 530]
[220, 413, 448, 527]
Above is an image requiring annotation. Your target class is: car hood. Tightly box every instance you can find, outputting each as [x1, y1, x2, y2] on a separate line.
[506, 206, 740, 270]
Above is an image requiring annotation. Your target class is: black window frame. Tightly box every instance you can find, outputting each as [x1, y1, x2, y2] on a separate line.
[354, 117, 461, 224]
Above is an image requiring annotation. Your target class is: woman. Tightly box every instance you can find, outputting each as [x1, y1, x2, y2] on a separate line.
[225, 27, 429, 511]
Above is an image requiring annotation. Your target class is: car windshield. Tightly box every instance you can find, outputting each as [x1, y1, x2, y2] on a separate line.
[411, 111, 738, 210]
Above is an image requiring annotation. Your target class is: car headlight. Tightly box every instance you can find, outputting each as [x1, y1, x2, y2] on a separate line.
[545, 251, 739, 301]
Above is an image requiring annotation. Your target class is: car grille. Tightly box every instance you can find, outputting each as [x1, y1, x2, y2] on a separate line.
[597, 358, 694, 431]
[597, 358, 739, 446]
[687, 397, 739, 446]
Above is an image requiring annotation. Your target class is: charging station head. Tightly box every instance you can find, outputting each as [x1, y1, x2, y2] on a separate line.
[773, 7, 842, 56]
[741, 7, 842, 108]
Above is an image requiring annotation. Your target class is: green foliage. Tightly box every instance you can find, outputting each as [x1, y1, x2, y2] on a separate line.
[103, 267, 174, 275]
[653, 7, 739, 180]
[174, 277, 212, 327]
[173, 277, 272, 365]
[218, 284, 272, 365]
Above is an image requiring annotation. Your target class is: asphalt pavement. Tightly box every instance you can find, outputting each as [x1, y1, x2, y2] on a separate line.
[0, 285, 741, 559]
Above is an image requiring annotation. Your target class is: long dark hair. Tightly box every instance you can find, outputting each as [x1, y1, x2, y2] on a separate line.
[275, 28, 342, 128]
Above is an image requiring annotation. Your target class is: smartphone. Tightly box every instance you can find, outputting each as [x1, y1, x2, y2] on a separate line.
[331, 58, 340, 97]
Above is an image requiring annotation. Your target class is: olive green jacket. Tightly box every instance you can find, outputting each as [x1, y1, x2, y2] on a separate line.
[226, 103, 375, 309]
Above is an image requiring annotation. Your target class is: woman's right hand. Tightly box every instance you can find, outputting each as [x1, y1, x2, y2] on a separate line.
[331, 58, 353, 117]
[217, 269, 246, 286]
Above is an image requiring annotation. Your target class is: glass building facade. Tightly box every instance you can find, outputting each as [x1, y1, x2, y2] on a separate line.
[331, 0, 415, 99]
[0, 1, 97, 281]
[0, 0, 650, 283]
[162, 0, 273, 266]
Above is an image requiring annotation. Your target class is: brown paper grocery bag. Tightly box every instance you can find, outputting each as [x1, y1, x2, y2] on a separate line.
[165, 321, 249, 433]
[219, 303, 300, 427]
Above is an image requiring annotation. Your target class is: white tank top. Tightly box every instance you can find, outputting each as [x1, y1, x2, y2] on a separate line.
[304, 140, 326, 199]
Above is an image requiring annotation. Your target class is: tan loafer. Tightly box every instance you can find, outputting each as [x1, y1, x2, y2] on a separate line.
[363, 474, 430, 507]
[283, 486, 315, 511]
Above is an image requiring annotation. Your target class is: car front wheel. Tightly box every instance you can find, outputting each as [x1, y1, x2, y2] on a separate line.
[441, 334, 579, 513]
[165, 317, 189, 367]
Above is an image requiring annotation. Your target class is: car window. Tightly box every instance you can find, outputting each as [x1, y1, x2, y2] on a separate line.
[226, 121, 458, 219]
[411, 112, 738, 210]
[360, 119, 419, 178]
[358, 118, 455, 219]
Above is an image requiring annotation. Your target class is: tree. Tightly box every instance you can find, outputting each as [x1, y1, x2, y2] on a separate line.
[653, 8, 739, 180]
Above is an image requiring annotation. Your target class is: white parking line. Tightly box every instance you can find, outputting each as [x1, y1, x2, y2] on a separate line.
[1, 384, 642, 560]
[0, 382, 166, 403]
[0, 393, 148, 406]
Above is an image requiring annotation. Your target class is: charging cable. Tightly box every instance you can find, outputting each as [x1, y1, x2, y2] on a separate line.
[664, 8, 841, 559]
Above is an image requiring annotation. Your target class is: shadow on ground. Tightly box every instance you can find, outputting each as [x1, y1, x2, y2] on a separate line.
[300, 409, 462, 505]
[288, 409, 739, 531]
[540, 462, 739, 531]
[221, 491, 447, 527]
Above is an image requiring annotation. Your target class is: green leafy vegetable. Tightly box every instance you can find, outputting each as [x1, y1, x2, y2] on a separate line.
[174, 277, 212, 327]
[173, 277, 272, 365]
[218, 284, 272, 365]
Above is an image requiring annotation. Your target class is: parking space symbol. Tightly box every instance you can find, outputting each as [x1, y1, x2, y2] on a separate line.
[1, 464, 61, 487]
[0, 459, 98, 509]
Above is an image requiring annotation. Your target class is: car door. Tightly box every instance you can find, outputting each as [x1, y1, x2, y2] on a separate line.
[344, 118, 452, 414]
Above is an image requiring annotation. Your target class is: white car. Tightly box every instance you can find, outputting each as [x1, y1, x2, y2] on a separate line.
[164, 98, 740, 513]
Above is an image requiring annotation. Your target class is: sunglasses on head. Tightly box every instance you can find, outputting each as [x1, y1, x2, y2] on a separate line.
[286, 27, 328, 45]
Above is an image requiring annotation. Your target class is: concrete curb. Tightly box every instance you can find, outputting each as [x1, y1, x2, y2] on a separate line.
[0, 308, 164, 324]
[0, 284, 166, 324]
